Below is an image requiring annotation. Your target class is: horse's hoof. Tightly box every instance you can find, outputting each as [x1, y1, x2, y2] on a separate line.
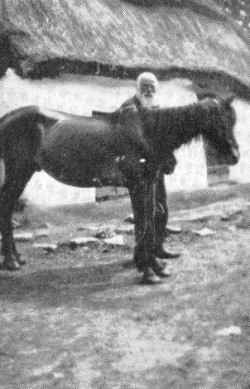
[140, 268, 162, 285]
[2, 260, 21, 271]
[155, 249, 180, 259]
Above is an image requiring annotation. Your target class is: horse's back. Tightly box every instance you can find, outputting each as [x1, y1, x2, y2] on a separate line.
[38, 107, 98, 122]
[35, 109, 122, 184]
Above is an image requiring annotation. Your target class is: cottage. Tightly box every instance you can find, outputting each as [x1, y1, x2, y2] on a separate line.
[0, 0, 250, 206]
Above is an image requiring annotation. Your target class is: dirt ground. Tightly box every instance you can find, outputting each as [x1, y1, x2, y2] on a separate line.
[0, 184, 249, 389]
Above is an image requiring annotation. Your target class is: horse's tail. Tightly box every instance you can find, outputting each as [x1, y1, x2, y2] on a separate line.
[0, 107, 62, 187]
[0, 105, 57, 151]
[0, 106, 58, 176]
[0, 157, 5, 188]
[0, 122, 5, 188]
[27, 110, 59, 170]
[33, 108, 62, 141]
[0, 116, 6, 187]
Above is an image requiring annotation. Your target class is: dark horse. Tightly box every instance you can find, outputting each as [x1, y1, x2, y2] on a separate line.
[0, 96, 239, 284]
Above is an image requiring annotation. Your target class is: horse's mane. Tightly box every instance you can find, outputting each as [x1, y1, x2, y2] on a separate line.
[159, 98, 219, 116]
[146, 97, 233, 152]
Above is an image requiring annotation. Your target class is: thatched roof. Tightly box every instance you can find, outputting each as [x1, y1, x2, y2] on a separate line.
[1, 0, 250, 100]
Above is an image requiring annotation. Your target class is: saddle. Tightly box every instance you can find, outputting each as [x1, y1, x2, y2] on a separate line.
[92, 110, 114, 119]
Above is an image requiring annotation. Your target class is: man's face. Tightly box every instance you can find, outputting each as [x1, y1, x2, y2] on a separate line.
[138, 82, 157, 108]
[140, 82, 156, 98]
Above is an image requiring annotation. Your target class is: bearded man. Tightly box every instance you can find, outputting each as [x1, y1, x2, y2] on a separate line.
[120, 72, 180, 260]
[120, 72, 159, 111]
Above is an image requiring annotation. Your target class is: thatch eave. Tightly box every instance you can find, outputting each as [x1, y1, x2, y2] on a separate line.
[1, 0, 250, 100]
[11, 57, 250, 102]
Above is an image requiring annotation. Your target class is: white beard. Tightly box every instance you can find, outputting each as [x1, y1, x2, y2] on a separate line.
[138, 94, 157, 108]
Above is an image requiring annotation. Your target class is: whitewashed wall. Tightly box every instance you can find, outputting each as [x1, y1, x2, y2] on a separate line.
[0, 69, 248, 207]
[229, 100, 250, 184]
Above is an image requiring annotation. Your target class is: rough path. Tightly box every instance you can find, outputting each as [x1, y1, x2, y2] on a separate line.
[0, 190, 249, 389]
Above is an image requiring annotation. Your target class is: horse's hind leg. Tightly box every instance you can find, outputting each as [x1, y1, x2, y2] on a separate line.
[0, 166, 34, 270]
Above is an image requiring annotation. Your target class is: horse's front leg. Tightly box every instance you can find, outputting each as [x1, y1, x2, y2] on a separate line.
[128, 177, 170, 284]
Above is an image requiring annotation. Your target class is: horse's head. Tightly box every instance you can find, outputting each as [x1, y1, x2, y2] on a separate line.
[203, 95, 240, 166]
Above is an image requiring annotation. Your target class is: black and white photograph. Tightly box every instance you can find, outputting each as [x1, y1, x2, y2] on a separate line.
[0, 1, 249, 388]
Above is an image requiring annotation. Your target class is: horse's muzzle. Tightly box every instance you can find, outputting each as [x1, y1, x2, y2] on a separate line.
[230, 147, 240, 165]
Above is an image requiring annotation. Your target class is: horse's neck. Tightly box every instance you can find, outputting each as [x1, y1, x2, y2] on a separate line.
[159, 103, 216, 150]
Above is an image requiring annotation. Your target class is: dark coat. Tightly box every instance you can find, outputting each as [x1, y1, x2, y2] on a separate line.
[120, 95, 176, 175]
